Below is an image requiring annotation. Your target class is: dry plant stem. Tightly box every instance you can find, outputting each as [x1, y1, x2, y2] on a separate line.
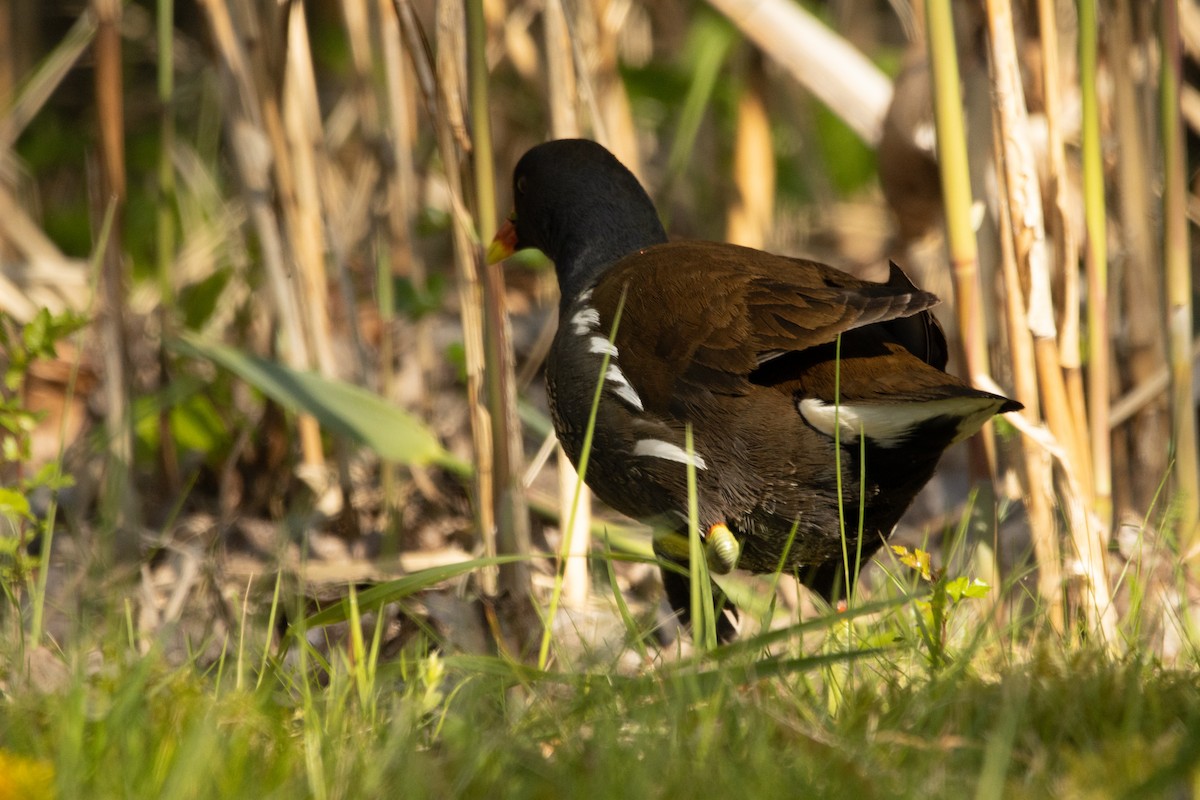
[1079, 0, 1111, 525]
[239, 2, 328, 416]
[708, 0, 891, 144]
[1111, 2, 1168, 513]
[1161, 0, 1200, 552]
[342, 0, 382, 133]
[197, 0, 323, 467]
[986, 0, 1111, 635]
[586, 0, 640, 171]
[996, 161, 1065, 633]
[281, 4, 339, 384]
[388, 0, 468, 455]
[93, 0, 141, 555]
[379, 0, 428, 350]
[924, 0, 998, 476]
[556, 4, 610, 152]
[413, 0, 497, 580]
[1037, 0, 1093, 499]
[544, 0, 579, 137]
[283, 2, 367, 501]
[376, 0, 438, 549]
[725, 52, 774, 250]
[469, 0, 532, 603]
[545, 0, 591, 610]
[353, 0, 400, 536]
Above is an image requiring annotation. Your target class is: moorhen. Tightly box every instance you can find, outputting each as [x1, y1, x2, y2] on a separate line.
[489, 139, 1020, 641]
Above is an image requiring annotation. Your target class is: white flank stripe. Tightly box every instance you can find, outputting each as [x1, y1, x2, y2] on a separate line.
[798, 397, 1006, 448]
[605, 364, 644, 411]
[571, 306, 600, 335]
[634, 438, 708, 470]
[588, 335, 618, 356]
[913, 121, 937, 154]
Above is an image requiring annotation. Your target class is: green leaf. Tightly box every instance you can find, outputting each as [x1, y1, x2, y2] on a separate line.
[21, 307, 87, 358]
[30, 462, 73, 491]
[131, 375, 232, 461]
[945, 576, 990, 602]
[170, 393, 229, 457]
[0, 488, 32, 521]
[2, 434, 25, 463]
[172, 333, 469, 475]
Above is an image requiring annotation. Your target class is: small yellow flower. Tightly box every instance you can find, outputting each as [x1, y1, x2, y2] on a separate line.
[0, 749, 56, 800]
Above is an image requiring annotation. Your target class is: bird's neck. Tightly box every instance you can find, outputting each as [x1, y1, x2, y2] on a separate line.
[553, 207, 667, 308]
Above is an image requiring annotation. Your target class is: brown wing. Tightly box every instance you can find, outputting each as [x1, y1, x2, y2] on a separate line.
[589, 241, 940, 415]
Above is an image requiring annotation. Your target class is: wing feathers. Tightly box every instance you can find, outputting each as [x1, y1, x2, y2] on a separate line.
[590, 241, 953, 413]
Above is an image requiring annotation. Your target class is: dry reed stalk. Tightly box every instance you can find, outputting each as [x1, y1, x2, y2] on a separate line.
[986, 0, 1111, 635]
[196, 0, 323, 468]
[1110, 2, 1168, 515]
[342, 0, 382, 134]
[1078, 0, 1111, 526]
[1037, 0, 1093, 501]
[587, 0, 641, 173]
[923, 0, 999, 477]
[994, 176, 1064, 632]
[707, 0, 891, 144]
[398, 0, 535, 616]
[92, 0, 141, 555]
[556, 1, 610, 151]
[286, 1, 380, 489]
[346, 0, 415, 537]
[1160, 0, 1200, 553]
[544, 0, 580, 138]
[391, 1, 489, 551]
[280, 4, 338, 384]
[544, 0, 592, 610]
[377, 0, 426, 344]
[725, 53, 774, 250]
[283, 2, 375, 518]
[412, 0, 498, 583]
[468, 0, 532, 606]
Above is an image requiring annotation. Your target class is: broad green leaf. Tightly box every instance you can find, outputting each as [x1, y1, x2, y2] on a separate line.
[173, 332, 469, 475]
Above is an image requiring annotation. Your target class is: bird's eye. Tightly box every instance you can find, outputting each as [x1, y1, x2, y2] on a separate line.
[516, 175, 528, 194]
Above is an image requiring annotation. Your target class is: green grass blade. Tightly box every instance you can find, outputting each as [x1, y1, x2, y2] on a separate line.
[294, 554, 530, 632]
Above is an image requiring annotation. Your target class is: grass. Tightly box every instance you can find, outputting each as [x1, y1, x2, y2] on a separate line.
[2, 541, 1199, 799]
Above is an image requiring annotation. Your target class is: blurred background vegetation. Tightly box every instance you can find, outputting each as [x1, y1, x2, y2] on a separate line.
[0, 0, 1198, 660]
